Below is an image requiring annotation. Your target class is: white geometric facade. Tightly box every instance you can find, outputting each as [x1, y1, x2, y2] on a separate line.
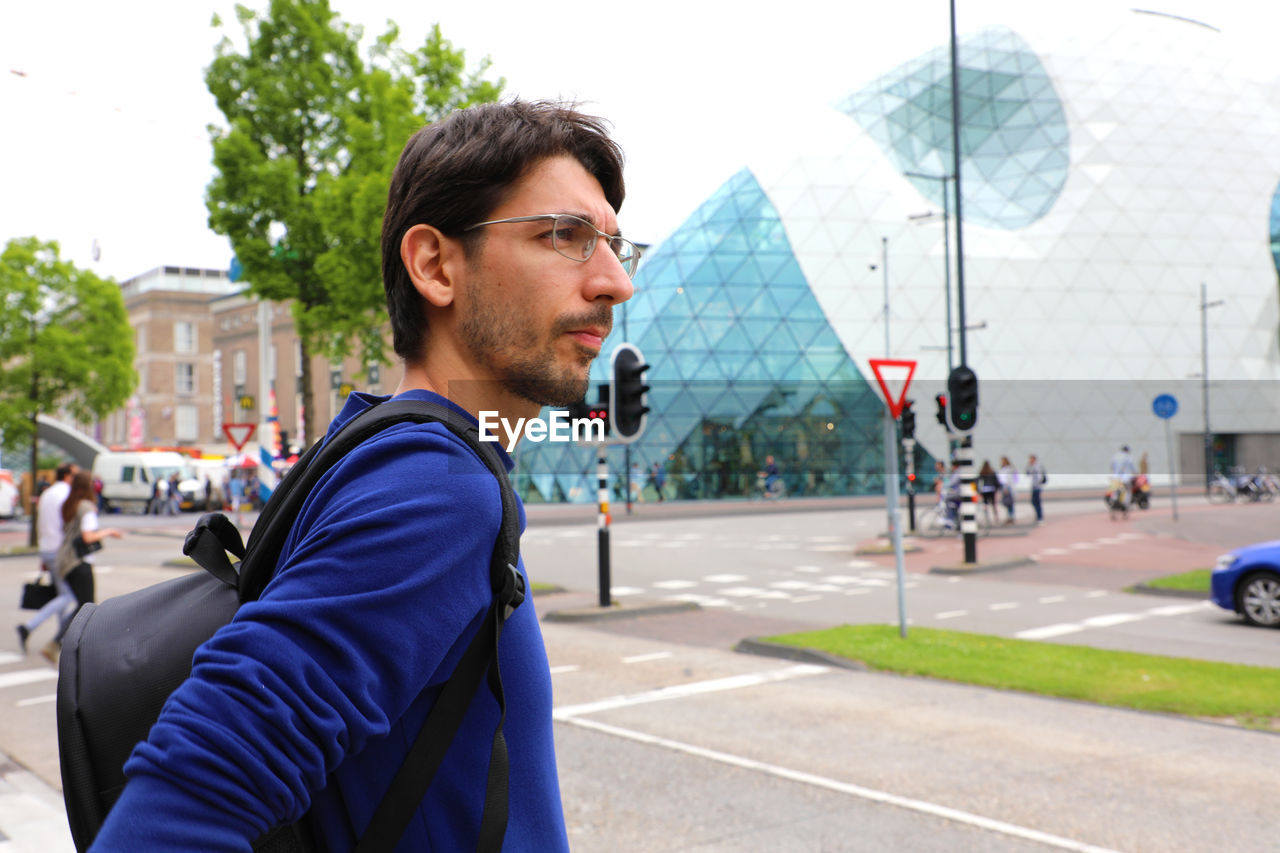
[740, 6, 1280, 486]
[515, 5, 1280, 501]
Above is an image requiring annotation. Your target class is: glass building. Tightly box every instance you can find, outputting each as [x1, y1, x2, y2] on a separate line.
[515, 6, 1280, 502]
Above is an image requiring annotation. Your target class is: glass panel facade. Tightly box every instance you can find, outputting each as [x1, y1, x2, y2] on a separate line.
[513, 169, 935, 502]
[840, 25, 1069, 230]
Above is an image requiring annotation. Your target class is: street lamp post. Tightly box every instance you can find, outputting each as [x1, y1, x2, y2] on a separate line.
[1200, 282, 1225, 494]
[904, 173, 955, 373]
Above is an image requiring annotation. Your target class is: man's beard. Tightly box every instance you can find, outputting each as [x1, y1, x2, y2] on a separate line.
[459, 283, 611, 408]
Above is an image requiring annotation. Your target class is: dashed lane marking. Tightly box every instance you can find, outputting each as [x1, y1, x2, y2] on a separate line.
[610, 587, 644, 597]
[1039, 595, 1066, 604]
[989, 602, 1019, 611]
[935, 610, 968, 620]
[622, 652, 673, 664]
[0, 669, 58, 690]
[553, 664, 827, 719]
[549, 665, 581, 675]
[652, 580, 697, 590]
[704, 574, 749, 583]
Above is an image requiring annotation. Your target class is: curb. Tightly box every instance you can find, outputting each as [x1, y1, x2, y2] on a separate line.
[855, 541, 924, 556]
[734, 637, 868, 672]
[543, 599, 700, 623]
[0, 547, 37, 560]
[1129, 584, 1208, 599]
[929, 556, 1037, 575]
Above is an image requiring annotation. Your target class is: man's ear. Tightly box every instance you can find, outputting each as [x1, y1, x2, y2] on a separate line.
[401, 224, 462, 308]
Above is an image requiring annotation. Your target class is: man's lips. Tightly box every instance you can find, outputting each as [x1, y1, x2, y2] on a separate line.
[566, 330, 607, 350]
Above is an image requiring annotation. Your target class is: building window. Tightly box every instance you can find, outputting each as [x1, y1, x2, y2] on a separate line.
[176, 363, 195, 395]
[175, 404, 198, 442]
[233, 350, 247, 385]
[175, 321, 196, 354]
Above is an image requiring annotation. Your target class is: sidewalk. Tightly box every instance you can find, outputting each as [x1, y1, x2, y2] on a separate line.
[0, 757, 73, 852]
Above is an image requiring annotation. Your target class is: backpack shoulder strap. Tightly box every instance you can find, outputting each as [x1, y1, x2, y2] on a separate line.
[237, 398, 520, 605]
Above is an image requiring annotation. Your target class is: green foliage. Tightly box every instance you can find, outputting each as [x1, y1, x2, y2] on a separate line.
[763, 624, 1280, 729]
[0, 237, 137, 453]
[204, 1, 504, 419]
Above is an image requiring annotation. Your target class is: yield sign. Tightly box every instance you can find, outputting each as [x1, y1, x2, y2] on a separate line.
[868, 359, 917, 419]
[222, 423, 256, 451]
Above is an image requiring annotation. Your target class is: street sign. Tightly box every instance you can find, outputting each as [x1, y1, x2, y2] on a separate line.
[868, 358, 917, 419]
[223, 423, 256, 451]
[1152, 394, 1178, 419]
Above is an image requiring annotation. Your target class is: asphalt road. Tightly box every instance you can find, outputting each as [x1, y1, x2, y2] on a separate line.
[0, 495, 1275, 851]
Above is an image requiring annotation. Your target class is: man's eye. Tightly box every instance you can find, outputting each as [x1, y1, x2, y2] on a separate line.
[553, 225, 584, 244]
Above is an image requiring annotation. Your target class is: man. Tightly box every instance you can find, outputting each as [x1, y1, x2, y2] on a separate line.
[1025, 453, 1047, 524]
[1110, 444, 1137, 506]
[93, 101, 636, 850]
[16, 463, 77, 654]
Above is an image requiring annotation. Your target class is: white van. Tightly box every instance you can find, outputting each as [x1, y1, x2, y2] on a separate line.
[92, 452, 197, 513]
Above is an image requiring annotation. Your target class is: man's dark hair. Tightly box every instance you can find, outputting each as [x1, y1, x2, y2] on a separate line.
[56, 462, 75, 481]
[381, 99, 627, 361]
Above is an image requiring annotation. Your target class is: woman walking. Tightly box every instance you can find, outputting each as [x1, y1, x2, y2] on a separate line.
[42, 471, 122, 663]
[997, 456, 1020, 525]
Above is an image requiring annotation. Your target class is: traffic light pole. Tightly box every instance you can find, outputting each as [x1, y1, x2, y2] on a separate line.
[958, 435, 977, 563]
[596, 444, 611, 608]
[903, 437, 917, 533]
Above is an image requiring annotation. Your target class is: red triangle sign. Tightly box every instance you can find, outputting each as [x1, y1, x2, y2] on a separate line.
[223, 423, 256, 451]
[868, 359, 917, 419]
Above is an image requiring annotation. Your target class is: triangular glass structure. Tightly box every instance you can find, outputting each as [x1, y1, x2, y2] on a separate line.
[839, 25, 1069, 230]
[513, 169, 929, 502]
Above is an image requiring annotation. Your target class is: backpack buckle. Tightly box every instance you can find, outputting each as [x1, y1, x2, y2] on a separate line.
[500, 563, 525, 620]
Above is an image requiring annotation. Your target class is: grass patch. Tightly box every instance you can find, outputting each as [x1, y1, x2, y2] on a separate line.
[762, 624, 1279, 731]
[1141, 569, 1211, 592]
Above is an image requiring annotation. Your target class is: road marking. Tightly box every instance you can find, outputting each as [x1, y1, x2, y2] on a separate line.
[0, 669, 58, 690]
[1039, 596, 1066, 604]
[1081, 613, 1143, 628]
[770, 580, 816, 590]
[1015, 623, 1084, 640]
[553, 664, 827, 719]
[1039, 548, 1070, 556]
[1084, 590, 1108, 598]
[1068, 542, 1099, 550]
[935, 610, 968, 620]
[622, 652, 673, 664]
[611, 587, 644, 597]
[0, 652, 23, 666]
[1144, 603, 1207, 616]
[561, 716, 1122, 853]
[653, 580, 697, 590]
[704, 574, 748, 583]
[989, 602, 1019, 611]
[549, 665, 581, 675]
[15, 693, 56, 707]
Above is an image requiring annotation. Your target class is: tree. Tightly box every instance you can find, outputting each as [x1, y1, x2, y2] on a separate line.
[205, 1, 502, 446]
[0, 237, 136, 543]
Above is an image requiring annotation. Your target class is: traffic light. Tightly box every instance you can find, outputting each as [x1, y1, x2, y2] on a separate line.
[900, 399, 916, 439]
[946, 365, 979, 433]
[935, 393, 949, 431]
[567, 398, 610, 437]
[609, 343, 649, 443]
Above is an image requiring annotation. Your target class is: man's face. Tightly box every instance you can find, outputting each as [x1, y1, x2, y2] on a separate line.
[456, 155, 634, 407]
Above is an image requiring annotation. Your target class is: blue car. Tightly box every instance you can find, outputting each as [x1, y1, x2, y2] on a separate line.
[1211, 540, 1280, 628]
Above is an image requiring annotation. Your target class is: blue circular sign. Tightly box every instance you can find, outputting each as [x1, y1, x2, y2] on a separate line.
[1152, 394, 1178, 419]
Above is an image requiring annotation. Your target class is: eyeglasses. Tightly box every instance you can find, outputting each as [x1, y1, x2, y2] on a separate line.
[463, 213, 641, 278]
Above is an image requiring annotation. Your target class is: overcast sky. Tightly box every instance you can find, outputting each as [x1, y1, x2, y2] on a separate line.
[2, 0, 1275, 283]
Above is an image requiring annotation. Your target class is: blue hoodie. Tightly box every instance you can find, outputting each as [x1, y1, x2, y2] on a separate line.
[94, 390, 568, 851]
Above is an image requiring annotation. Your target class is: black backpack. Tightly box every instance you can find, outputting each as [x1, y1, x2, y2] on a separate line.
[56, 398, 526, 852]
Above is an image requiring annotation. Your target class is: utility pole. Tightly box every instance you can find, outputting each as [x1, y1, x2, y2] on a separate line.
[949, 0, 976, 564]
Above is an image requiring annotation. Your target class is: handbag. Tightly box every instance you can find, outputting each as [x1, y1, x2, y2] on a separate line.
[21, 575, 57, 610]
[72, 536, 103, 559]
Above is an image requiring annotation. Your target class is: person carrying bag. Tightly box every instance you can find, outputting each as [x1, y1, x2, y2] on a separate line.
[45, 471, 121, 663]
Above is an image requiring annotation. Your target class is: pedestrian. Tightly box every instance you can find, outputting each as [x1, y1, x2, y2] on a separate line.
[16, 463, 77, 655]
[998, 455, 1019, 524]
[651, 461, 667, 501]
[92, 100, 636, 851]
[167, 472, 182, 514]
[977, 460, 999, 526]
[1110, 444, 1138, 507]
[629, 460, 644, 503]
[1026, 453, 1047, 523]
[45, 471, 123, 663]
